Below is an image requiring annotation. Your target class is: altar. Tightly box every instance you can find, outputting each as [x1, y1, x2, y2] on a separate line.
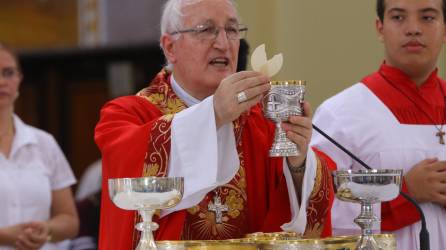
[156, 233, 396, 250]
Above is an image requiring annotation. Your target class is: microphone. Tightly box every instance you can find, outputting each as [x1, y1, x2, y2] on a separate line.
[312, 124, 430, 250]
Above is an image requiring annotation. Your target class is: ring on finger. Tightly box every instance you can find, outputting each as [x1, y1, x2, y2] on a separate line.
[237, 91, 248, 103]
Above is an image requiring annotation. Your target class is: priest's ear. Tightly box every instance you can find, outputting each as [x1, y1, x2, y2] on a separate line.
[161, 34, 178, 64]
[376, 17, 385, 42]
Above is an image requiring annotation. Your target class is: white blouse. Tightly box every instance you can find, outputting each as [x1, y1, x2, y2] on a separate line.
[0, 115, 76, 250]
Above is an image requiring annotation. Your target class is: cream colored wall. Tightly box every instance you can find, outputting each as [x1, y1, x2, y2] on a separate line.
[440, 50, 446, 77]
[236, 0, 446, 108]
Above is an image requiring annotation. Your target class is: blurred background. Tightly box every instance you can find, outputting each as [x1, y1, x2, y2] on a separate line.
[2, 0, 445, 181]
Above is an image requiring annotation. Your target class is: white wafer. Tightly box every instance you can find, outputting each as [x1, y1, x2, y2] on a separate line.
[250, 43, 283, 77]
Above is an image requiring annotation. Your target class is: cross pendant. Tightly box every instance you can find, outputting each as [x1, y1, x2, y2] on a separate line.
[436, 130, 445, 145]
[208, 195, 228, 224]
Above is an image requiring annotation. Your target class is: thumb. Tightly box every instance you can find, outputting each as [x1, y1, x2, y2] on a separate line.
[302, 101, 312, 118]
[417, 158, 438, 166]
[424, 158, 438, 163]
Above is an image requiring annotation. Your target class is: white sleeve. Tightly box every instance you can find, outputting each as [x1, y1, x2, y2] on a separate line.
[280, 149, 318, 233]
[310, 105, 353, 169]
[310, 94, 381, 234]
[163, 95, 239, 215]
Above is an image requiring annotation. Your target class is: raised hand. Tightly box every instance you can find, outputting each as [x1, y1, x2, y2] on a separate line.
[213, 71, 270, 128]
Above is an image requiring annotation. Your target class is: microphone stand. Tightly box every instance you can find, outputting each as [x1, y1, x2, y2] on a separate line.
[312, 124, 430, 250]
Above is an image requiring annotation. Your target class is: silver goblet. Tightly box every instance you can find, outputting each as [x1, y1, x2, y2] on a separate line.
[263, 80, 306, 157]
[108, 177, 184, 250]
[333, 169, 403, 250]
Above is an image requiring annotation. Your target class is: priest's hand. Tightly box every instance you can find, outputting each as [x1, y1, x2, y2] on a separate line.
[283, 101, 313, 170]
[405, 158, 446, 206]
[214, 71, 270, 128]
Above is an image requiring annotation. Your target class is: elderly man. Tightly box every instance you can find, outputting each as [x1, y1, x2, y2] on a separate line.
[95, 0, 334, 249]
[311, 0, 446, 249]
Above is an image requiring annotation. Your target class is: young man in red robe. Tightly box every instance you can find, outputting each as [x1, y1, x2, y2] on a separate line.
[95, 0, 334, 249]
[311, 0, 446, 249]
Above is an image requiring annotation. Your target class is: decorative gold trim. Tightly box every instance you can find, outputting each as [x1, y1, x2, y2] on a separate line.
[270, 80, 306, 86]
[156, 234, 396, 249]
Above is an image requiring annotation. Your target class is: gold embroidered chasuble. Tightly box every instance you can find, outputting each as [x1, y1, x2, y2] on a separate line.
[136, 70, 250, 239]
[95, 69, 333, 248]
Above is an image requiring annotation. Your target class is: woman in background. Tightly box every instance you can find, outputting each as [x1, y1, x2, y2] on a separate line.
[0, 43, 79, 250]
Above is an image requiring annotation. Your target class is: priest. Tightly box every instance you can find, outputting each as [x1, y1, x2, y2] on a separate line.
[310, 0, 446, 249]
[95, 0, 334, 249]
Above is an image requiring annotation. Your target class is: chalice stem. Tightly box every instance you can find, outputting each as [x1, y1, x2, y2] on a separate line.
[276, 122, 286, 140]
[136, 209, 159, 250]
[360, 202, 374, 236]
[355, 202, 381, 250]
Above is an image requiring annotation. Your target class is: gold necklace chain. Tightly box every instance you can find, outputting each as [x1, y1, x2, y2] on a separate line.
[379, 72, 446, 145]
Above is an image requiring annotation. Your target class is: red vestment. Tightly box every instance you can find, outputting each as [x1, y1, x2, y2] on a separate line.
[95, 70, 334, 250]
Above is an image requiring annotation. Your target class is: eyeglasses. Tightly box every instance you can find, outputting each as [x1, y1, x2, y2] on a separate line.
[169, 22, 248, 41]
[0, 67, 20, 80]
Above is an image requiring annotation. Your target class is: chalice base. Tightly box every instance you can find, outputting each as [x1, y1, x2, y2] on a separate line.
[356, 235, 382, 250]
[269, 140, 299, 157]
[269, 125, 299, 157]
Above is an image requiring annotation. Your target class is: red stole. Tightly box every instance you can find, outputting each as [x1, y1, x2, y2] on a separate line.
[362, 63, 446, 231]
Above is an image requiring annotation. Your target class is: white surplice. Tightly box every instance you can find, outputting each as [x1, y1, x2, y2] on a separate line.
[311, 83, 446, 250]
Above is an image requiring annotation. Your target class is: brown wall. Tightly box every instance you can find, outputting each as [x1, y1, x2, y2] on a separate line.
[0, 0, 77, 49]
[67, 82, 108, 179]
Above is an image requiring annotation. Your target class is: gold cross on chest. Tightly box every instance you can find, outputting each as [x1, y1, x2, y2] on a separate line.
[436, 130, 445, 145]
[208, 195, 228, 224]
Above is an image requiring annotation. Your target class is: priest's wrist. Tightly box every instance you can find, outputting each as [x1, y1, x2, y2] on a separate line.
[287, 157, 306, 173]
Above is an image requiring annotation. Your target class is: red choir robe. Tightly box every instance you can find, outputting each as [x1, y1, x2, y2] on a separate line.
[362, 63, 446, 231]
[95, 70, 334, 250]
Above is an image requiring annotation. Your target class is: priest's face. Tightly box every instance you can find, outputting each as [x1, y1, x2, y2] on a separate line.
[376, 0, 446, 78]
[163, 0, 240, 100]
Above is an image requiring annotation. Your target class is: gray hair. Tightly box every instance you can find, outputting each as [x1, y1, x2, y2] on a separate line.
[160, 0, 199, 69]
[160, 0, 237, 57]
[160, 0, 237, 36]
[159, 0, 238, 68]
[160, 0, 186, 38]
